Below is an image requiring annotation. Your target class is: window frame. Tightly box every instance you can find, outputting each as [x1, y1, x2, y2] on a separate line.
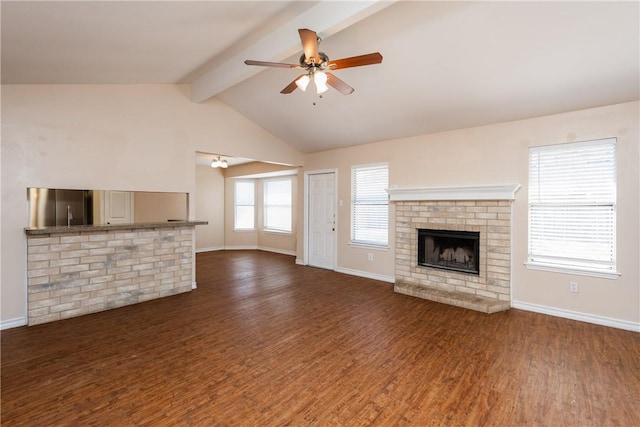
[263, 177, 293, 234]
[526, 138, 619, 279]
[350, 162, 389, 248]
[234, 180, 255, 231]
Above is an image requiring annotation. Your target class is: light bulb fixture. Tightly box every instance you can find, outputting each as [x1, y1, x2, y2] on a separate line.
[295, 74, 310, 92]
[211, 156, 228, 169]
[314, 71, 329, 94]
[296, 71, 329, 94]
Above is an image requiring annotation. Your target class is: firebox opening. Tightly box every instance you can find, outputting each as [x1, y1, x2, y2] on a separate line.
[418, 229, 480, 275]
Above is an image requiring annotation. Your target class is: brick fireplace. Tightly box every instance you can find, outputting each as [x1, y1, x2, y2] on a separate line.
[387, 185, 520, 313]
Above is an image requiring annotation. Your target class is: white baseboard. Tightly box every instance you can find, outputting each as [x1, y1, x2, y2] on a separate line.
[1, 317, 27, 330]
[195, 246, 224, 253]
[293, 261, 395, 283]
[224, 245, 258, 251]
[257, 246, 296, 257]
[512, 300, 640, 332]
[334, 266, 395, 284]
[192, 281, 197, 289]
[222, 245, 296, 257]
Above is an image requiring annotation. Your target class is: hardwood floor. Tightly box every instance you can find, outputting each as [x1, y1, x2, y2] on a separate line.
[2, 250, 639, 426]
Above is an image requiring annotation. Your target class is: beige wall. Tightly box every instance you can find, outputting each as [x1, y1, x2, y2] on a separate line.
[299, 101, 639, 327]
[195, 165, 225, 251]
[134, 192, 188, 223]
[1, 84, 303, 326]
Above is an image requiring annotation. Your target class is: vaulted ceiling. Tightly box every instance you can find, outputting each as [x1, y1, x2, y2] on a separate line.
[2, 1, 638, 154]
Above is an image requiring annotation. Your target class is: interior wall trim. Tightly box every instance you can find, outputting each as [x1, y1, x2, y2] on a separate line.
[256, 246, 296, 257]
[222, 246, 296, 257]
[224, 245, 259, 251]
[334, 266, 395, 284]
[1, 317, 27, 330]
[195, 246, 225, 253]
[387, 184, 521, 201]
[512, 300, 640, 332]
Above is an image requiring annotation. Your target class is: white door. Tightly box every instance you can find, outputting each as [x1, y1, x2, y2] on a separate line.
[308, 172, 335, 269]
[103, 191, 134, 224]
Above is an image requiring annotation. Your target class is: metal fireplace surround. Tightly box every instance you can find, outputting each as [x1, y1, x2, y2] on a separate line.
[417, 228, 480, 275]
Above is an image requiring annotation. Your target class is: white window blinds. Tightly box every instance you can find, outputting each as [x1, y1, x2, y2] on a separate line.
[264, 179, 292, 233]
[528, 138, 616, 273]
[351, 163, 389, 246]
[234, 181, 255, 230]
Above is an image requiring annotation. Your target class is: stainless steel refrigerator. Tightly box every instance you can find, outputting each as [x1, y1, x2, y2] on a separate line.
[28, 188, 93, 227]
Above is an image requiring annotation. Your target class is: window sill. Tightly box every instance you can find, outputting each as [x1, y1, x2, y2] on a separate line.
[233, 229, 256, 233]
[525, 262, 620, 280]
[349, 242, 389, 251]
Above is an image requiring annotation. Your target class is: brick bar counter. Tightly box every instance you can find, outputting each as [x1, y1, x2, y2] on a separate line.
[24, 221, 206, 325]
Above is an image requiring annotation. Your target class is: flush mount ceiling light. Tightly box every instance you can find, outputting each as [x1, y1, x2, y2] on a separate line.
[211, 156, 228, 169]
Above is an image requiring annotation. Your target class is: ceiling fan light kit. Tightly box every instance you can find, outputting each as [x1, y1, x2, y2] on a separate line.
[211, 156, 228, 169]
[295, 70, 329, 94]
[245, 28, 382, 96]
[295, 74, 310, 91]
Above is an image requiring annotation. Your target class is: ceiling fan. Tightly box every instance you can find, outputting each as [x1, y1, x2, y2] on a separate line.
[244, 28, 383, 95]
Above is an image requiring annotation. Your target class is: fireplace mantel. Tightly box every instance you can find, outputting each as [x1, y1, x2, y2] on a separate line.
[386, 184, 521, 201]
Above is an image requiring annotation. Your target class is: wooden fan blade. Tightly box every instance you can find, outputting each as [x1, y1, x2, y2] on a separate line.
[298, 28, 320, 64]
[326, 52, 383, 70]
[280, 74, 307, 94]
[244, 60, 302, 69]
[326, 73, 355, 95]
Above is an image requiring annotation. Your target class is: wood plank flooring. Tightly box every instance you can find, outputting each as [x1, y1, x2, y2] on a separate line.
[2, 250, 639, 426]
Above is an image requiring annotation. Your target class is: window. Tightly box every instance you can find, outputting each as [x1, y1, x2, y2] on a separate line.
[234, 180, 255, 230]
[264, 178, 292, 233]
[351, 163, 389, 247]
[528, 138, 617, 276]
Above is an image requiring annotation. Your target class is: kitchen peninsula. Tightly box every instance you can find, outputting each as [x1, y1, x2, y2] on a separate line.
[24, 221, 207, 325]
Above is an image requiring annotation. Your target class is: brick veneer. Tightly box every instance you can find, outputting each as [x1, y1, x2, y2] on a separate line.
[26, 226, 194, 325]
[395, 200, 512, 305]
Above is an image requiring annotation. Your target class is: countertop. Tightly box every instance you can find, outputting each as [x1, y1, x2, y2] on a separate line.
[24, 220, 208, 235]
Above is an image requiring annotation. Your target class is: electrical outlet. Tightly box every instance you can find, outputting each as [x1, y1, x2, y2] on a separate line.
[367, 253, 374, 262]
[569, 281, 579, 293]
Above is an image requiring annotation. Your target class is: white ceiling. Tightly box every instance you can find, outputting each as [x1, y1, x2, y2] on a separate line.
[2, 1, 638, 154]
